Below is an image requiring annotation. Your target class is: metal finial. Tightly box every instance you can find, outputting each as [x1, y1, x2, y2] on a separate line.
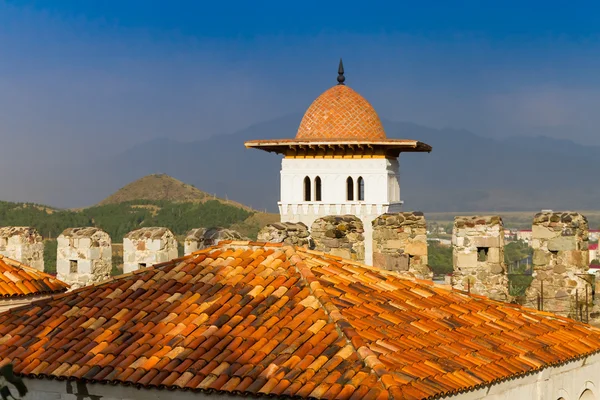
[337, 59, 345, 85]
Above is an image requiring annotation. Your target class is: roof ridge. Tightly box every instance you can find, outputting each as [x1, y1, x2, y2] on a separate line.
[288, 250, 395, 397]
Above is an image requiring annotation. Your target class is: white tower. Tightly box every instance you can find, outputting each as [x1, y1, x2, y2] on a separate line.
[245, 61, 431, 264]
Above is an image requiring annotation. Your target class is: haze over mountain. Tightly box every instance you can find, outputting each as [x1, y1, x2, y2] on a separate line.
[24, 115, 600, 213]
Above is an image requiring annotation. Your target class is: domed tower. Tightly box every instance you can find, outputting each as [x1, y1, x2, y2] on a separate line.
[245, 61, 431, 264]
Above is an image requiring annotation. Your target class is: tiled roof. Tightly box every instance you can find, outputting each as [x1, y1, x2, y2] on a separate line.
[0, 256, 69, 297]
[296, 85, 386, 141]
[1, 243, 600, 399]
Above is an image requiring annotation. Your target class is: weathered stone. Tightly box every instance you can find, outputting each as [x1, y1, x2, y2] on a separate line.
[547, 236, 577, 252]
[57, 227, 111, 289]
[0, 227, 44, 271]
[471, 236, 501, 248]
[123, 227, 178, 273]
[404, 241, 427, 257]
[372, 212, 431, 280]
[452, 215, 510, 302]
[311, 215, 364, 263]
[526, 211, 589, 318]
[532, 250, 550, 266]
[489, 264, 504, 274]
[532, 225, 558, 239]
[553, 264, 567, 274]
[256, 222, 311, 248]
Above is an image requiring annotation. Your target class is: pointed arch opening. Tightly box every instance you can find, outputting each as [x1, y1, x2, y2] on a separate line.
[315, 176, 322, 201]
[358, 176, 365, 201]
[346, 177, 354, 201]
[303, 176, 311, 201]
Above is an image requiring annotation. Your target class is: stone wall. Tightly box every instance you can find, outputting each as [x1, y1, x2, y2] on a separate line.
[123, 227, 178, 273]
[452, 216, 509, 301]
[525, 212, 589, 317]
[201, 227, 246, 247]
[184, 228, 205, 255]
[372, 212, 431, 280]
[0, 227, 44, 271]
[57, 227, 112, 289]
[257, 222, 312, 248]
[311, 215, 364, 262]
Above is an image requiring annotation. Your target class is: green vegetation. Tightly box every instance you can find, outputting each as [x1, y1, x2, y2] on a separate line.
[428, 242, 453, 275]
[504, 240, 533, 266]
[505, 240, 534, 297]
[0, 199, 254, 242]
[43, 240, 58, 274]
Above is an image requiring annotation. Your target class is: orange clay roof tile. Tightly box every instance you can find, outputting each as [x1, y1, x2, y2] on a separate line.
[0, 243, 600, 399]
[0, 256, 68, 297]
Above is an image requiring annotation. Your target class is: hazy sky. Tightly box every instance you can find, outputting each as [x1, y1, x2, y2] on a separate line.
[2, 0, 600, 203]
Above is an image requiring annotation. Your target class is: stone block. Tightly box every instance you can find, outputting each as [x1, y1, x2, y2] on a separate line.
[488, 263, 504, 274]
[373, 252, 409, 272]
[454, 252, 477, 268]
[487, 247, 501, 264]
[471, 236, 500, 248]
[532, 250, 550, 266]
[404, 242, 427, 256]
[547, 236, 577, 252]
[532, 225, 559, 239]
[329, 248, 352, 260]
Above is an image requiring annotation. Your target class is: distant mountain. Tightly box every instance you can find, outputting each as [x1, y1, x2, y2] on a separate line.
[85, 115, 600, 213]
[98, 173, 252, 210]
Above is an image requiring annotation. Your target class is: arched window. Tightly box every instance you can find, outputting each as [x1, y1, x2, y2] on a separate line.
[303, 176, 311, 201]
[346, 177, 354, 201]
[315, 176, 322, 201]
[358, 176, 365, 201]
[579, 389, 594, 400]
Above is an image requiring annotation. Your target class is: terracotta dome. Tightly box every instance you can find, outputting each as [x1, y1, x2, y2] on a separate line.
[295, 85, 386, 141]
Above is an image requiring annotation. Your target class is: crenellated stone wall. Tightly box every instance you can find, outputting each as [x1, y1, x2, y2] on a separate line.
[372, 212, 431, 280]
[257, 222, 312, 248]
[452, 216, 510, 301]
[123, 227, 178, 273]
[311, 215, 364, 262]
[525, 212, 589, 317]
[57, 227, 112, 289]
[0, 227, 44, 271]
[201, 227, 246, 247]
[184, 228, 206, 255]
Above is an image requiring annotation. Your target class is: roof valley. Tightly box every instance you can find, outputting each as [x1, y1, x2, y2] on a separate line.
[289, 250, 397, 398]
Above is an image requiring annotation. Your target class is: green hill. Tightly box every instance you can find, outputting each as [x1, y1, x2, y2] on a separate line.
[98, 174, 252, 211]
[0, 174, 280, 241]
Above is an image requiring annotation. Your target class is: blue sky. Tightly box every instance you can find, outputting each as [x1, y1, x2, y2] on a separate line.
[2, 0, 600, 203]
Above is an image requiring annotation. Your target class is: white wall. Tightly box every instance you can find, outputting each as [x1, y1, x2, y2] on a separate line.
[20, 378, 265, 400]
[447, 352, 600, 400]
[280, 157, 400, 204]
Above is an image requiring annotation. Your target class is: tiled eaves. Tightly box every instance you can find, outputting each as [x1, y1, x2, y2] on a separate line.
[0, 255, 69, 298]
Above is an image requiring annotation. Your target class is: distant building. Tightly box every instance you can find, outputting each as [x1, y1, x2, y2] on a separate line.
[516, 229, 532, 243]
[590, 243, 598, 263]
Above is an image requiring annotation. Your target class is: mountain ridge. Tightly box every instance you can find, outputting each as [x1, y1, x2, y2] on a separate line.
[92, 115, 600, 212]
